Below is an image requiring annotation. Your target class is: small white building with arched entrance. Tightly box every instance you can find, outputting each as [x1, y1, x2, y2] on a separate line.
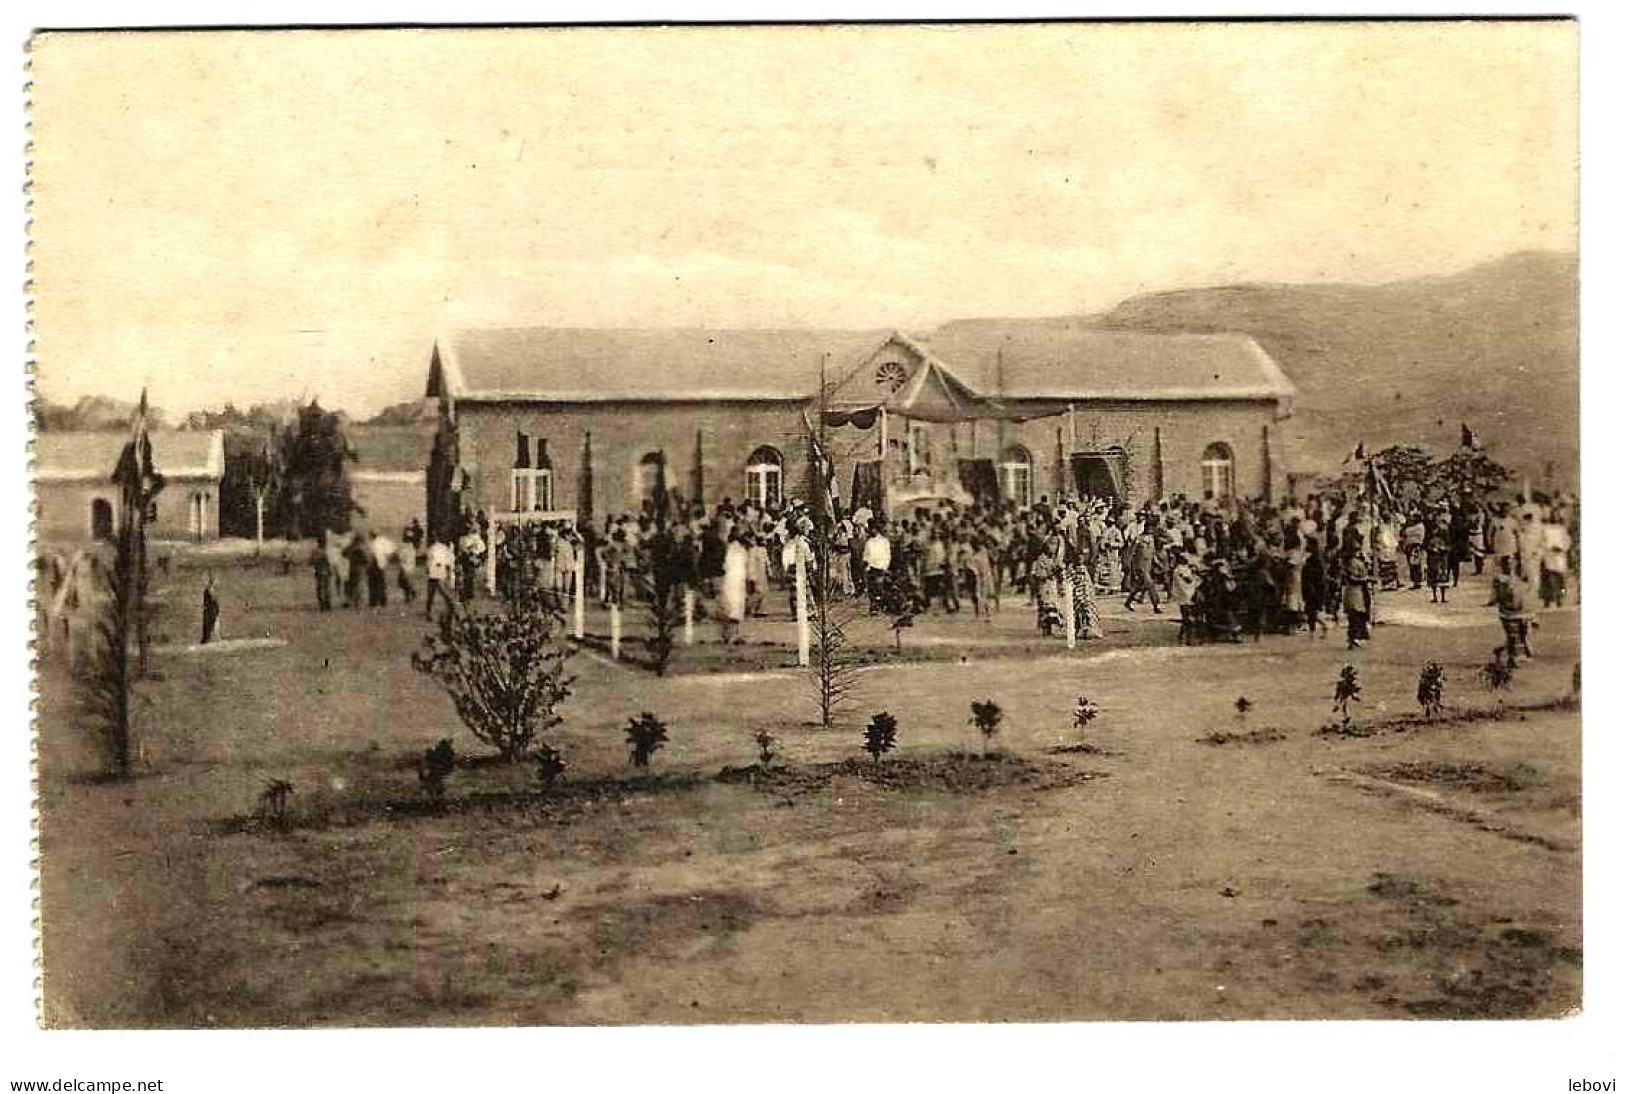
[34, 429, 225, 547]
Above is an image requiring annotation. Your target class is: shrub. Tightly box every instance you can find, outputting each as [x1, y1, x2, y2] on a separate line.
[1234, 696, 1253, 721]
[753, 729, 778, 767]
[258, 778, 295, 822]
[875, 572, 923, 651]
[625, 712, 670, 768]
[1072, 695, 1101, 737]
[412, 588, 576, 763]
[863, 712, 899, 763]
[534, 742, 567, 790]
[1333, 666, 1362, 724]
[1416, 662, 1446, 720]
[419, 739, 456, 800]
[1480, 647, 1516, 696]
[969, 699, 1004, 755]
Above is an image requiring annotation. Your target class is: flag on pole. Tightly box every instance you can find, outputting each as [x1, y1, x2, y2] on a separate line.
[801, 409, 837, 531]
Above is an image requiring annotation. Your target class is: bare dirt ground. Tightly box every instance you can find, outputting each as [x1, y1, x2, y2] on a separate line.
[36, 557, 1581, 1026]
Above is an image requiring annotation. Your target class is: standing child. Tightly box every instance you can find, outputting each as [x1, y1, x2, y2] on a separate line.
[200, 572, 221, 645]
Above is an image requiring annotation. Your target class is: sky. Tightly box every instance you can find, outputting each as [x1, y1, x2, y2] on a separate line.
[28, 22, 1577, 418]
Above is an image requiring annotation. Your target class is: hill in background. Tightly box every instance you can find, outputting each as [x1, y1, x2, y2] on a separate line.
[1085, 250, 1578, 488]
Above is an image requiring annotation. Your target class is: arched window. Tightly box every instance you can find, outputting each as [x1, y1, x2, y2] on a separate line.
[634, 452, 666, 510]
[745, 445, 784, 507]
[1000, 445, 1034, 507]
[1201, 442, 1236, 500]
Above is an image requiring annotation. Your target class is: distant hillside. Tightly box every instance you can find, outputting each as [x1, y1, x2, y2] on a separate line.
[34, 394, 169, 433]
[1086, 251, 1579, 486]
[364, 399, 436, 426]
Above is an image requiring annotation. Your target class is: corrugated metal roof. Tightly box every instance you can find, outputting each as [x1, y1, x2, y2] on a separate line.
[431, 327, 891, 403]
[919, 320, 1298, 402]
[33, 430, 224, 481]
[430, 322, 1295, 405]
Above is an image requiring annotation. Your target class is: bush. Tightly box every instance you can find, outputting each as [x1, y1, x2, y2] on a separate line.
[625, 712, 670, 768]
[1072, 695, 1101, 737]
[1480, 647, 1516, 696]
[1234, 696, 1253, 720]
[534, 742, 567, 790]
[419, 739, 456, 800]
[753, 729, 778, 767]
[1416, 663, 1446, 720]
[969, 699, 1004, 754]
[863, 712, 899, 763]
[412, 588, 576, 763]
[258, 778, 295, 822]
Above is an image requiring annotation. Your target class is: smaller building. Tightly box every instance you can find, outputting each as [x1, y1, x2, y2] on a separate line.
[349, 423, 434, 537]
[34, 430, 225, 545]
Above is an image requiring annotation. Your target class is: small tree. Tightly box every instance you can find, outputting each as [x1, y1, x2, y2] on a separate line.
[258, 778, 295, 823]
[1333, 666, 1362, 725]
[1234, 696, 1253, 723]
[419, 739, 456, 800]
[808, 541, 863, 726]
[1416, 662, 1446, 720]
[1073, 695, 1101, 740]
[863, 711, 899, 763]
[412, 588, 576, 763]
[534, 742, 567, 790]
[875, 570, 922, 651]
[1480, 647, 1516, 698]
[625, 712, 670, 768]
[969, 699, 1004, 756]
[753, 729, 778, 767]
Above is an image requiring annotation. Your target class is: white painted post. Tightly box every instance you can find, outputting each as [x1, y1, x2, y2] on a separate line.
[610, 603, 622, 660]
[486, 521, 499, 595]
[683, 588, 695, 646]
[573, 561, 585, 640]
[1064, 576, 1077, 650]
[795, 552, 810, 668]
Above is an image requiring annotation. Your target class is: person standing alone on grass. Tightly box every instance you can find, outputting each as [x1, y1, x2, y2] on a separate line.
[201, 572, 221, 645]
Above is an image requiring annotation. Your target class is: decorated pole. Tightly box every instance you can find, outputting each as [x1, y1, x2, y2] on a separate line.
[683, 588, 695, 646]
[795, 546, 810, 668]
[486, 519, 499, 595]
[1064, 575, 1077, 650]
[610, 602, 622, 660]
[573, 557, 585, 639]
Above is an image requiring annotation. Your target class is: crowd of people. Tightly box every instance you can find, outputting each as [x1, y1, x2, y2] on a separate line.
[306, 483, 1579, 657]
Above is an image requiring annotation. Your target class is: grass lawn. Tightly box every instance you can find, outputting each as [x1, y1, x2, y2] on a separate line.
[36, 556, 1582, 1025]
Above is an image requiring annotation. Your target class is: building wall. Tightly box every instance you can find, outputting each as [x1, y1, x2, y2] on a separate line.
[36, 476, 221, 546]
[996, 399, 1287, 506]
[453, 399, 813, 519]
[447, 396, 1288, 519]
[352, 474, 428, 538]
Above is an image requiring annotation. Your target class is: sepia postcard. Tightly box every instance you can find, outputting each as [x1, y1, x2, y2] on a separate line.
[24, 18, 1584, 1048]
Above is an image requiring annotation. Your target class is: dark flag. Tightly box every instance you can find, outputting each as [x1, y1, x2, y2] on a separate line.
[650, 450, 670, 524]
[801, 410, 837, 532]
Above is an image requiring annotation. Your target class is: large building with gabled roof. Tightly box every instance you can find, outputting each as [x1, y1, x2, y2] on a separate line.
[422, 322, 1297, 538]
